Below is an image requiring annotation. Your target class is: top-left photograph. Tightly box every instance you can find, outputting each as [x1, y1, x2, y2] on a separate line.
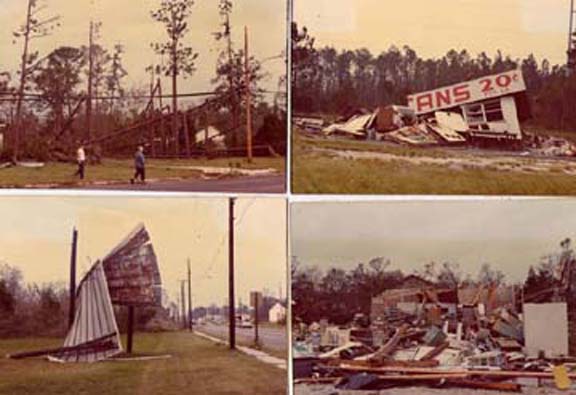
[0, 0, 287, 193]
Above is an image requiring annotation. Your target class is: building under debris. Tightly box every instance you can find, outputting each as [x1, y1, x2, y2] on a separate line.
[299, 69, 576, 154]
[407, 68, 531, 146]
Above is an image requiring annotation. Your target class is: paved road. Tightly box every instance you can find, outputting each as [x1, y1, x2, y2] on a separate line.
[197, 322, 287, 352]
[73, 174, 286, 193]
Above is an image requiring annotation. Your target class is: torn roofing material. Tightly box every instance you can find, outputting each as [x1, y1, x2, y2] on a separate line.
[323, 113, 376, 137]
[49, 261, 123, 363]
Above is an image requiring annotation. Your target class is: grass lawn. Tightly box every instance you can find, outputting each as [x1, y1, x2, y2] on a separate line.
[196, 329, 287, 360]
[292, 131, 576, 195]
[0, 332, 286, 395]
[0, 157, 285, 188]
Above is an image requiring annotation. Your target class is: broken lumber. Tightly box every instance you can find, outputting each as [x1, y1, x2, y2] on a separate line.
[446, 379, 521, 392]
[369, 323, 408, 363]
[325, 359, 439, 368]
[420, 341, 449, 361]
[7, 332, 117, 360]
[338, 364, 576, 379]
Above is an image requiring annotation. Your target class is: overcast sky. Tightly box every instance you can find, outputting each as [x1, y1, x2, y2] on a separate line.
[295, 0, 571, 66]
[0, 0, 287, 105]
[0, 196, 287, 308]
[291, 198, 576, 283]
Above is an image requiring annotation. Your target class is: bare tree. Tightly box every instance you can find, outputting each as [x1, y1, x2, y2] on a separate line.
[150, 0, 199, 156]
[106, 44, 128, 114]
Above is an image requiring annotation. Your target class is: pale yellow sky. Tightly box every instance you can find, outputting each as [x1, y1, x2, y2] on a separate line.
[291, 199, 576, 283]
[0, 0, 287, 105]
[0, 196, 287, 307]
[295, 0, 570, 66]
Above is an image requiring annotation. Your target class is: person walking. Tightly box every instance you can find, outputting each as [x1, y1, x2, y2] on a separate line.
[131, 146, 146, 184]
[74, 145, 86, 180]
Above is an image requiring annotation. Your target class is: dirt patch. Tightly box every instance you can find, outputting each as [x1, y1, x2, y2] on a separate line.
[312, 147, 576, 176]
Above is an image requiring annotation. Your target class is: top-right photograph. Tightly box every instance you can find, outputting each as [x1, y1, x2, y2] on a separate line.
[291, 0, 576, 195]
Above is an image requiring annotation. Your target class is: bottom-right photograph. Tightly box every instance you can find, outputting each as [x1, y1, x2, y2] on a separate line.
[291, 198, 576, 395]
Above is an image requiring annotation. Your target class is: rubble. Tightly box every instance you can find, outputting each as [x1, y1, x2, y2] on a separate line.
[299, 69, 576, 159]
[293, 278, 576, 393]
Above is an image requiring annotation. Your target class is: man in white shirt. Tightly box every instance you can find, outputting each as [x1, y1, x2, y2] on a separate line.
[74, 145, 86, 180]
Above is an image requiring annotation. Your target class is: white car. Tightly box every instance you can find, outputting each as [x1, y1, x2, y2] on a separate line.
[237, 320, 254, 329]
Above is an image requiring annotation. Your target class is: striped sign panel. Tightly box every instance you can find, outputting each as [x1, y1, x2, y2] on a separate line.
[49, 261, 122, 363]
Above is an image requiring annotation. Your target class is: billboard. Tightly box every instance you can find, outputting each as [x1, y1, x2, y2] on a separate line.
[407, 69, 526, 115]
[102, 224, 162, 306]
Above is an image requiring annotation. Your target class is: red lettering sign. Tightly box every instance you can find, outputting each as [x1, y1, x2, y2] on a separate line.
[407, 69, 526, 114]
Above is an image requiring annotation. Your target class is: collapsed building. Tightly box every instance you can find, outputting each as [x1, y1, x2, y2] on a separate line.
[407, 68, 531, 146]
[294, 254, 576, 392]
[300, 69, 576, 156]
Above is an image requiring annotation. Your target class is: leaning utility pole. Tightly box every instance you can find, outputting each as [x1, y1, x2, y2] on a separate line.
[187, 259, 193, 331]
[244, 26, 253, 162]
[68, 228, 78, 328]
[228, 197, 236, 349]
[86, 21, 94, 142]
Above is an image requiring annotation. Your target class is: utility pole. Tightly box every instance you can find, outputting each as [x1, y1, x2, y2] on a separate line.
[254, 294, 259, 345]
[244, 26, 253, 162]
[86, 20, 94, 142]
[12, 0, 34, 163]
[228, 197, 236, 349]
[561, 0, 576, 129]
[568, 0, 576, 74]
[68, 228, 78, 328]
[188, 259, 193, 331]
[126, 306, 135, 354]
[180, 280, 186, 330]
[171, 14, 179, 157]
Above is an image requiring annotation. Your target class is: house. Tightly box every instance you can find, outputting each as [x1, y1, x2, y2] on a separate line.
[195, 126, 225, 148]
[370, 275, 458, 327]
[407, 68, 530, 145]
[268, 302, 286, 323]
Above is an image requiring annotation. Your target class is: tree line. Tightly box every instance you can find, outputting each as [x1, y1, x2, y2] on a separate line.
[292, 23, 576, 132]
[292, 241, 567, 325]
[0, 262, 173, 338]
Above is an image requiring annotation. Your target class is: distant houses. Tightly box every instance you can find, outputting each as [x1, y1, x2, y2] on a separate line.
[268, 302, 287, 323]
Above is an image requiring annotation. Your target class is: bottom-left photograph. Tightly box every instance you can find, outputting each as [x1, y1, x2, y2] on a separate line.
[0, 195, 287, 395]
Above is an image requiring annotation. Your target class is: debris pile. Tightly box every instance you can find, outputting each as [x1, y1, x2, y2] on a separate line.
[528, 135, 576, 158]
[297, 69, 576, 158]
[294, 281, 576, 392]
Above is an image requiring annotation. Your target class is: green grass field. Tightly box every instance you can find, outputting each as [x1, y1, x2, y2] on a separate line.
[0, 332, 286, 395]
[292, 132, 576, 195]
[0, 157, 285, 188]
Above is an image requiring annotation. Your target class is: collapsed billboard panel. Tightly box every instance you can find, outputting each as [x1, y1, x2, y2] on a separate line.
[102, 224, 162, 306]
[50, 261, 123, 363]
[408, 69, 527, 115]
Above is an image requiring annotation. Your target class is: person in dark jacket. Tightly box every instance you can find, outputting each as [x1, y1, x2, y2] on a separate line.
[131, 146, 146, 184]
